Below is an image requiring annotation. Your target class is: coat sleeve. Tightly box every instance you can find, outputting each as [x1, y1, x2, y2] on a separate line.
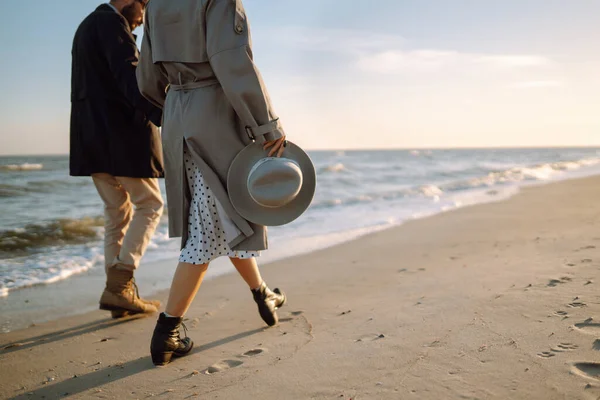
[96, 13, 163, 127]
[206, 0, 284, 143]
[137, 12, 169, 110]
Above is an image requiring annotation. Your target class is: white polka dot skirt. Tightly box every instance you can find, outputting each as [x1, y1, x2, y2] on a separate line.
[179, 150, 260, 265]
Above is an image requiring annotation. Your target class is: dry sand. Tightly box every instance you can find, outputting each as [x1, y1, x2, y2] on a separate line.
[2, 176, 600, 399]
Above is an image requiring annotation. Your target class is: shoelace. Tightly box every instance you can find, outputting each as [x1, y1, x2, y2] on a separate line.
[181, 322, 188, 339]
[129, 277, 141, 300]
[166, 322, 188, 340]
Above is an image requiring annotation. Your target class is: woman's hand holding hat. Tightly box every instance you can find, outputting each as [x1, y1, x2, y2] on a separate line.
[263, 136, 286, 158]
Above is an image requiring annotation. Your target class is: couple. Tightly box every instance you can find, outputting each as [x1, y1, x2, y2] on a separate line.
[70, 0, 313, 366]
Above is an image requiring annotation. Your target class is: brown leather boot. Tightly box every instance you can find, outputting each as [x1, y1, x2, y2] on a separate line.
[110, 298, 162, 319]
[99, 268, 159, 315]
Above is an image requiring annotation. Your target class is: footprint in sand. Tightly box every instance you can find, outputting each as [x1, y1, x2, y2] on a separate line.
[241, 348, 265, 357]
[571, 362, 600, 381]
[355, 334, 386, 342]
[537, 351, 556, 358]
[203, 360, 244, 374]
[550, 343, 579, 352]
[547, 277, 573, 287]
[568, 301, 587, 308]
[202, 348, 266, 374]
[553, 310, 569, 319]
[573, 320, 600, 336]
[574, 246, 596, 252]
[538, 343, 579, 358]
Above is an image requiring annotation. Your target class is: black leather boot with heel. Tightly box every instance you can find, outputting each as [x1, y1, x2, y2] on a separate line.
[252, 282, 286, 326]
[150, 313, 193, 366]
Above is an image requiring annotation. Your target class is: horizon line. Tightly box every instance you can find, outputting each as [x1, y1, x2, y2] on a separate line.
[2, 144, 600, 157]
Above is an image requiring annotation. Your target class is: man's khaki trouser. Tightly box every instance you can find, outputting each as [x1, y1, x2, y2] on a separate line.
[92, 173, 164, 271]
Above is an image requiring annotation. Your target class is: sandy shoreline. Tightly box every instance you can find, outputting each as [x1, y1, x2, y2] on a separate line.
[2, 176, 600, 399]
[0, 201, 402, 333]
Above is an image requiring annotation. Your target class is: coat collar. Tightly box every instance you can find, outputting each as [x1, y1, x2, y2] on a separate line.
[95, 3, 134, 33]
[96, 3, 116, 13]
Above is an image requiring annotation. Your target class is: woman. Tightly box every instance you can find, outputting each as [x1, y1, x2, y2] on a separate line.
[137, 0, 287, 366]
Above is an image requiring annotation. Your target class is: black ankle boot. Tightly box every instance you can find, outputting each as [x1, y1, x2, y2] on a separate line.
[150, 313, 193, 366]
[252, 282, 286, 327]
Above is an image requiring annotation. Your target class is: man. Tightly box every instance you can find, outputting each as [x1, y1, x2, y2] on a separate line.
[70, 0, 164, 318]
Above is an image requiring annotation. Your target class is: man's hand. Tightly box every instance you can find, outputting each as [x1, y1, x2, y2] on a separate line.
[263, 136, 286, 158]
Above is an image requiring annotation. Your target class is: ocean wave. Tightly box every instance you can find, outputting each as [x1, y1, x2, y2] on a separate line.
[0, 180, 75, 197]
[0, 249, 102, 295]
[433, 158, 600, 194]
[318, 163, 348, 173]
[419, 184, 444, 198]
[442, 158, 600, 192]
[0, 216, 104, 258]
[409, 150, 433, 157]
[0, 163, 43, 171]
[310, 186, 448, 209]
[309, 156, 600, 210]
[31, 179, 75, 189]
[0, 184, 30, 197]
[310, 191, 402, 209]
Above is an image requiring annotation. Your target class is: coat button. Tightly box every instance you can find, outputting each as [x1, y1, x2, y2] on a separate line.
[235, 24, 243, 33]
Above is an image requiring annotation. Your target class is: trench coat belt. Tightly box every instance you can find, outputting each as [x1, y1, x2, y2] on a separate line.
[166, 78, 220, 93]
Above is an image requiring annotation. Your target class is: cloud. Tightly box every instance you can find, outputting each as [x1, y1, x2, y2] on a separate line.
[510, 80, 565, 88]
[255, 26, 406, 55]
[255, 25, 559, 92]
[357, 50, 460, 73]
[357, 50, 553, 74]
[477, 55, 550, 68]
[257, 26, 554, 76]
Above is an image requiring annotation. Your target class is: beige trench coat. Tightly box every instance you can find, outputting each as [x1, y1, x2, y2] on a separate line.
[136, 0, 284, 251]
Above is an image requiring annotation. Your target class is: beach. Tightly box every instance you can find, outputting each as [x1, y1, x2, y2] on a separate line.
[2, 175, 600, 399]
[3, 148, 600, 333]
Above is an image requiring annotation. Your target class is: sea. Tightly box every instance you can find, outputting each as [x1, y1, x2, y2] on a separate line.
[2, 148, 600, 332]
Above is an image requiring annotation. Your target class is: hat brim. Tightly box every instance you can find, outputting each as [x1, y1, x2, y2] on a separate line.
[227, 141, 316, 226]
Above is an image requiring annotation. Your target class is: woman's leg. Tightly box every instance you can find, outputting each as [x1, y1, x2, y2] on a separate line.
[229, 257, 263, 289]
[164, 262, 209, 317]
[230, 256, 286, 326]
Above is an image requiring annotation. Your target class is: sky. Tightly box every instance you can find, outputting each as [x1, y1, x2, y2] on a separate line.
[0, 0, 599, 155]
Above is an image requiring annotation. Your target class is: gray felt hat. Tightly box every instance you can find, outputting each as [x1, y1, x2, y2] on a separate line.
[227, 141, 316, 226]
